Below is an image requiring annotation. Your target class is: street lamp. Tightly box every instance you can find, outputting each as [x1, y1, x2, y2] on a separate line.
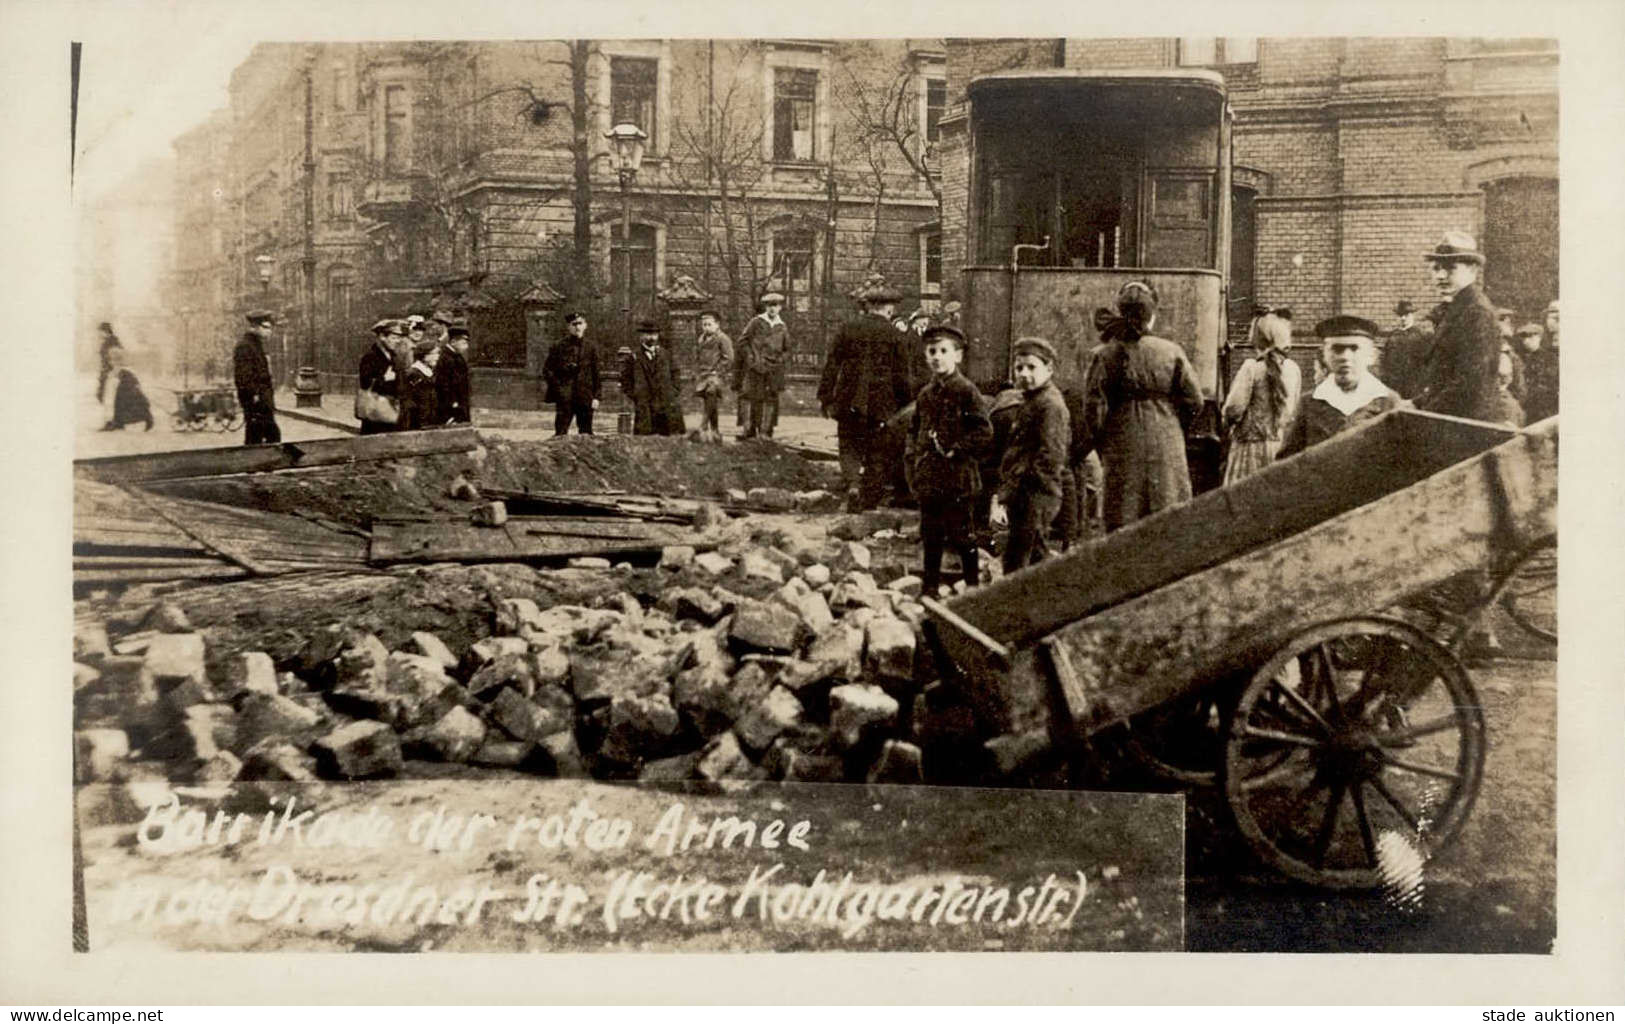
[254, 253, 276, 296]
[604, 122, 647, 347]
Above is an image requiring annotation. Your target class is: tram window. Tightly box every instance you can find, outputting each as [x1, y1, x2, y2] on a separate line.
[979, 169, 1054, 264]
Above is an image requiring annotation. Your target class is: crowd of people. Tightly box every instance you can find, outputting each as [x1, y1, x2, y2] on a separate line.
[352, 311, 473, 436]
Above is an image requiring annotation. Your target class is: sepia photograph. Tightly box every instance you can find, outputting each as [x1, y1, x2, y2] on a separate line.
[5, 0, 1622, 1006]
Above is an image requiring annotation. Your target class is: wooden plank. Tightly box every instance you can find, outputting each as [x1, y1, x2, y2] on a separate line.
[74, 427, 480, 483]
[126, 489, 271, 576]
[73, 566, 249, 584]
[74, 555, 231, 569]
[937, 410, 1516, 651]
[988, 423, 1557, 739]
[369, 517, 699, 566]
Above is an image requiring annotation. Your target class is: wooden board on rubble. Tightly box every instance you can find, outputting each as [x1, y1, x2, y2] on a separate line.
[73, 427, 481, 483]
[478, 488, 700, 523]
[368, 515, 698, 565]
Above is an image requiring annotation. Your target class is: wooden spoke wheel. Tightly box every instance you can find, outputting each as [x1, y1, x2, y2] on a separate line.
[1497, 537, 1557, 645]
[1123, 691, 1229, 787]
[1223, 617, 1486, 889]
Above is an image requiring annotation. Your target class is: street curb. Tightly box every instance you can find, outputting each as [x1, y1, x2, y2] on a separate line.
[277, 404, 359, 434]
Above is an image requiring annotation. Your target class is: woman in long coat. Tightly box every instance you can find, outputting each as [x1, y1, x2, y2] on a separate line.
[1081, 281, 1205, 532]
[1221, 310, 1302, 483]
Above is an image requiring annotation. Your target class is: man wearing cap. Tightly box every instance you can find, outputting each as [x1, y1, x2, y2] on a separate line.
[694, 309, 734, 440]
[1382, 300, 1429, 400]
[356, 319, 405, 434]
[621, 319, 684, 436]
[436, 319, 472, 425]
[994, 336, 1071, 572]
[735, 292, 790, 438]
[1414, 231, 1501, 422]
[1279, 316, 1401, 458]
[819, 284, 913, 509]
[543, 312, 601, 436]
[233, 310, 281, 445]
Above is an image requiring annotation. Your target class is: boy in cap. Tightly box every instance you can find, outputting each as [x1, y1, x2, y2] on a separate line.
[906, 325, 992, 597]
[621, 319, 685, 436]
[234, 309, 281, 445]
[992, 337, 1070, 573]
[736, 292, 790, 438]
[1279, 316, 1401, 457]
[694, 309, 734, 440]
[543, 312, 601, 435]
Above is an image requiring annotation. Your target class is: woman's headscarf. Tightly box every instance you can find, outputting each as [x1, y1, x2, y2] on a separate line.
[1092, 280, 1161, 343]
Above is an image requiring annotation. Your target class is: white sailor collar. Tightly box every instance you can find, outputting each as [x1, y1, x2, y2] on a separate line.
[1312, 371, 1390, 416]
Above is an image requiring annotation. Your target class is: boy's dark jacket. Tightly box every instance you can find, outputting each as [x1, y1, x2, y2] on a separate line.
[997, 379, 1070, 503]
[907, 369, 993, 502]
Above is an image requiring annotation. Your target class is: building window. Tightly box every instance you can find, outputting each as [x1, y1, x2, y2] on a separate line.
[769, 229, 817, 312]
[332, 64, 352, 111]
[383, 84, 409, 173]
[610, 223, 659, 319]
[327, 172, 353, 219]
[920, 231, 942, 297]
[327, 265, 355, 320]
[773, 68, 818, 162]
[610, 57, 659, 152]
[1178, 37, 1257, 66]
[924, 77, 947, 145]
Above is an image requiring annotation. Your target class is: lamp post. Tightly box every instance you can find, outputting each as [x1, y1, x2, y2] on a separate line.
[604, 122, 647, 349]
[292, 57, 323, 408]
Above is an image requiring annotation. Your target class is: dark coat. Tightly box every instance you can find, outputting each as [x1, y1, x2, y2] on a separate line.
[1381, 324, 1431, 400]
[1522, 343, 1559, 422]
[436, 347, 471, 423]
[1415, 282, 1501, 421]
[398, 364, 438, 431]
[108, 369, 152, 429]
[621, 343, 684, 435]
[1082, 333, 1203, 531]
[907, 370, 993, 503]
[543, 335, 601, 407]
[997, 380, 1070, 505]
[233, 333, 275, 410]
[1279, 380, 1402, 459]
[358, 341, 400, 399]
[736, 315, 790, 397]
[819, 312, 912, 423]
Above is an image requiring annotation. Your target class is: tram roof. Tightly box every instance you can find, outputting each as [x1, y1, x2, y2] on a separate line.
[968, 68, 1228, 102]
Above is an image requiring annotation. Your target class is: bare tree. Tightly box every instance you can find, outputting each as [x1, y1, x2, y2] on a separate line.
[834, 51, 941, 206]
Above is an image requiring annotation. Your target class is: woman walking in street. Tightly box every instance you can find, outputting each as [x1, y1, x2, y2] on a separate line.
[1080, 280, 1204, 532]
[1221, 308, 1301, 484]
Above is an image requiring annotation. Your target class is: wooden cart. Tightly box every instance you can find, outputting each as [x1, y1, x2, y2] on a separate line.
[923, 411, 1558, 888]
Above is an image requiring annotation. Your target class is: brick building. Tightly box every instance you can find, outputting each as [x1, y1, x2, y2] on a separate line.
[937, 37, 1559, 350]
[174, 40, 950, 407]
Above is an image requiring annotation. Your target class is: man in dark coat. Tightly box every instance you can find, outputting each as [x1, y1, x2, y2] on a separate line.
[620, 320, 684, 436]
[95, 322, 123, 404]
[735, 292, 791, 438]
[1381, 300, 1429, 400]
[436, 322, 473, 424]
[99, 347, 153, 431]
[357, 318, 405, 434]
[543, 312, 601, 436]
[233, 309, 281, 445]
[819, 284, 912, 509]
[1414, 231, 1502, 422]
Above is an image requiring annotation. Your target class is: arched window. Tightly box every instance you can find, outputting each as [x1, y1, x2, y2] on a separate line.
[768, 228, 818, 312]
[1481, 176, 1558, 320]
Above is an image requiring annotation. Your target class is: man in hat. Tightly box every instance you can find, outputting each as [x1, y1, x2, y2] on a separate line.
[437, 319, 473, 425]
[1382, 299, 1430, 400]
[735, 292, 791, 438]
[819, 283, 913, 509]
[543, 312, 601, 436]
[621, 319, 684, 436]
[1414, 231, 1501, 422]
[357, 319, 405, 434]
[233, 309, 281, 445]
[694, 309, 734, 440]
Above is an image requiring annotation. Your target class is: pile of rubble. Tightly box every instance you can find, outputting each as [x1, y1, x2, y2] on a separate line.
[74, 511, 1042, 815]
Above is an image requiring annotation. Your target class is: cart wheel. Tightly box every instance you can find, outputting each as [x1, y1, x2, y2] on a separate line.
[1223, 617, 1485, 889]
[220, 410, 242, 431]
[1497, 537, 1556, 645]
[1122, 690, 1231, 787]
[170, 412, 189, 431]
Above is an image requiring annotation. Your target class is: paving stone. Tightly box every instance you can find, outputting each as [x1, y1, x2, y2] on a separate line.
[740, 549, 786, 583]
[864, 616, 917, 682]
[746, 486, 797, 511]
[794, 489, 843, 513]
[466, 636, 531, 672]
[599, 693, 683, 764]
[495, 597, 543, 635]
[832, 541, 873, 574]
[313, 721, 403, 779]
[983, 730, 1054, 781]
[143, 633, 206, 689]
[866, 740, 924, 784]
[789, 623, 866, 693]
[733, 687, 805, 754]
[334, 632, 390, 690]
[487, 686, 572, 743]
[691, 502, 727, 532]
[191, 749, 243, 784]
[74, 729, 130, 783]
[469, 653, 538, 701]
[422, 706, 488, 763]
[728, 600, 804, 655]
[73, 662, 101, 691]
[531, 644, 572, 689]
[236, 739, 318, 782]
[766, 743, 846, 783]
[694, 551, 734, 575]
[802, 564, 832, 587]
[142, 601, 193, 634]
[887, 575, 923, 597]
[536, 730, 587, 778]
[829, 683, 900, 750]
[471, 501, 508, 526]
[236, 691, 321, 748]
[696, 731, 755, 783]
[639, 749, 703, 783]
[671, 663, 737, 738]
[663, 587, 725, 625]
[659, 545, 697, 570]
[525, 605, 623, 644]
[410, 631, 459, 672]
[471, 738, 535, 769]
[233, 652, 279, 697]
[74, 623, 111, 664]
[567, 557, 612, 570]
